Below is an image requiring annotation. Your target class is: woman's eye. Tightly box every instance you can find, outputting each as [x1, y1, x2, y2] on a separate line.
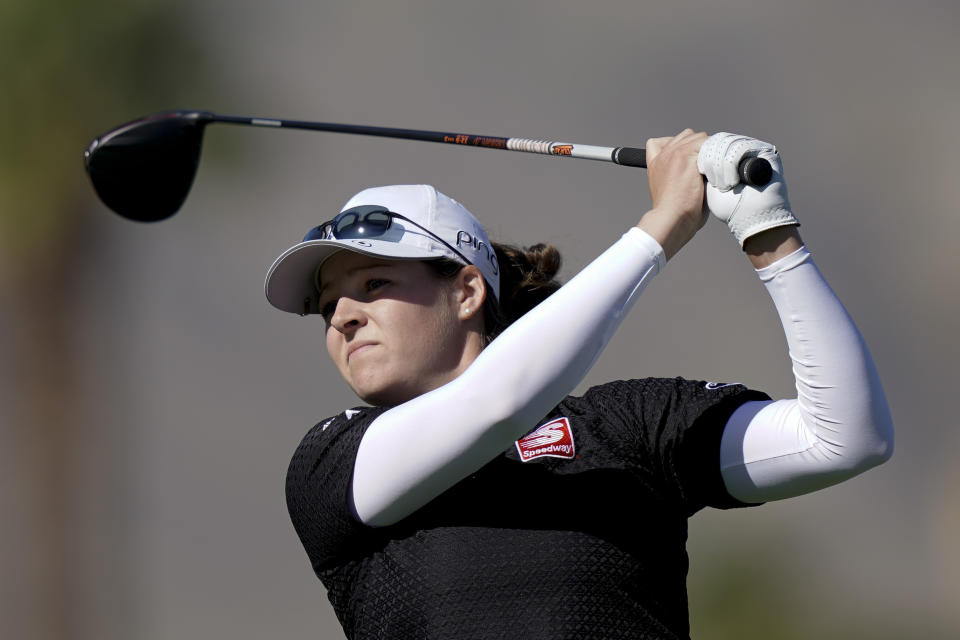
[366, 279, 389, 292]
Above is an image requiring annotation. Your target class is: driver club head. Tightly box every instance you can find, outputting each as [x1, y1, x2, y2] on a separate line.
[84, 111, 213, 222]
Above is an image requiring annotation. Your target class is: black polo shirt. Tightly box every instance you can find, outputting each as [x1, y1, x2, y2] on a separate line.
[286, 377, 768, 639]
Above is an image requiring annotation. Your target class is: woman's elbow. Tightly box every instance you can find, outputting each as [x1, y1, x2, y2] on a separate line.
[842, 413, 894, 475]
[867, 404, 895, 466]
[867, 422, 894, 467]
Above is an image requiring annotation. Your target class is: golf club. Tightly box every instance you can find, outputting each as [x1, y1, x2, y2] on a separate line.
[83, 110, 773, 222]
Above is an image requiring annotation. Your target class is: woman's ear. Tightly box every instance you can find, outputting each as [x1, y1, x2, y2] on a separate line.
[455, 265, 487, 321]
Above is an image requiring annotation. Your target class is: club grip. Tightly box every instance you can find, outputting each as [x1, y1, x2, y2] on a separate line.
[614, 146, 773, 188]
[613, 146, 646, 168]
[738, 156, 773, 188]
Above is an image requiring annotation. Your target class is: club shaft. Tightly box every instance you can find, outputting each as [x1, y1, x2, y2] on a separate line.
[208, 113, 648, 168]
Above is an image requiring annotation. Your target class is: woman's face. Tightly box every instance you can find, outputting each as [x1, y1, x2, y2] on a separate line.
[318, 251, 482, 406]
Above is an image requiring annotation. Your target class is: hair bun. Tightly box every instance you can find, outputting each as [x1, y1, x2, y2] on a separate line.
[515, 243, 562, 287]
[491, 242, 563, 333]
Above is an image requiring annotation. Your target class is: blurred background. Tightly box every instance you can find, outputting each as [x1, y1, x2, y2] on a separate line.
[2, 0, 958, 638]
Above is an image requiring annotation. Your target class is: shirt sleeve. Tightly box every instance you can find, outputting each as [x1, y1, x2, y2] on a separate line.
[285, 406, 388, 574]
[583, 378, 770, 514]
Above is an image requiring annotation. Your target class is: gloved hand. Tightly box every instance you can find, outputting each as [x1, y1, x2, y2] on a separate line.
[697, 133, 799, 246]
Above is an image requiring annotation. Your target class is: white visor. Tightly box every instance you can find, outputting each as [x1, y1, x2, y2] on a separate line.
[264, 185, 500, 315]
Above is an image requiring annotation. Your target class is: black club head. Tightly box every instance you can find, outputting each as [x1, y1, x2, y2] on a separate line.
[84, 111, 213, 222]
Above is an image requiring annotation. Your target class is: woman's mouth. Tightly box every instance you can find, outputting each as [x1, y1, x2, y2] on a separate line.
[347, 342, 377, 361]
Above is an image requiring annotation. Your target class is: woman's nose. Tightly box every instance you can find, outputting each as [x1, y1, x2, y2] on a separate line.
[330, 297, 366, 334]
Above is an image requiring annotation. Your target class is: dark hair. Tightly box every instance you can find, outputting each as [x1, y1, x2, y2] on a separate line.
[425, 242, 563, 346]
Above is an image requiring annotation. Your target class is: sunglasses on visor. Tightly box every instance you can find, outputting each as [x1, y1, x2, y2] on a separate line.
[303, 205, 474, 267]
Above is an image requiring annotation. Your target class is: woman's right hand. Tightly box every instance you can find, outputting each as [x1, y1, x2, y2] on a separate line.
[636, 129, 709, 261]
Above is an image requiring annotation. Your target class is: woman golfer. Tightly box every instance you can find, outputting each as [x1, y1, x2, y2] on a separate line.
[266, 130, 893, 639]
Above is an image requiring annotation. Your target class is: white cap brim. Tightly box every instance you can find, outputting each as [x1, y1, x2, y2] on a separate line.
[264, 237, 444, 315]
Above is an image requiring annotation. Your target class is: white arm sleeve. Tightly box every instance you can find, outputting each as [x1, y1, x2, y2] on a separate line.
[352, 227, 666, 526]
[719, 246, 894, 503]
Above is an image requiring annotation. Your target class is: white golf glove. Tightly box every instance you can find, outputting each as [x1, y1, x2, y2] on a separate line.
[697, 133, 799, 246]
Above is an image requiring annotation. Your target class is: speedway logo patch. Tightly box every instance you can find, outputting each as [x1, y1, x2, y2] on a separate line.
[516, 417, 575, 462]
